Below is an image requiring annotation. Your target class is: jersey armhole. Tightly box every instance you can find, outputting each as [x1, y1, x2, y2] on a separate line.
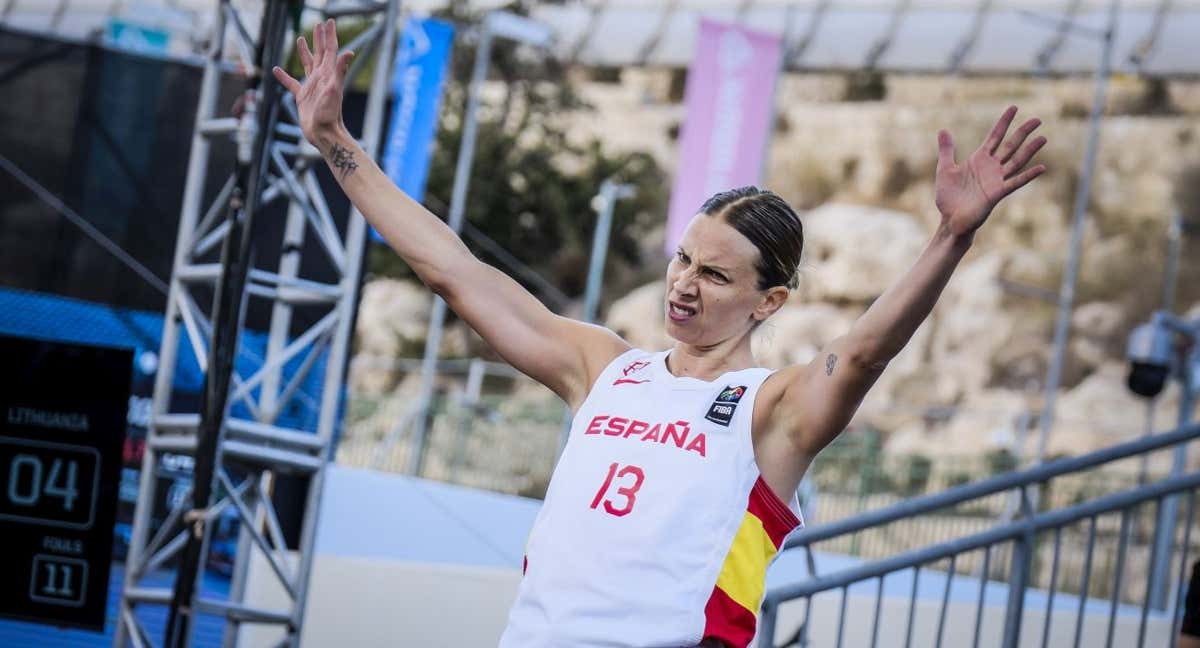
[746, 368, 805, 530]
[583, 345, 643, 399]
[566, 347, 651, 425]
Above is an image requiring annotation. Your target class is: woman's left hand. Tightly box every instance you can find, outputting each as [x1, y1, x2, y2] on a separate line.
[934, 105, 1047, 238]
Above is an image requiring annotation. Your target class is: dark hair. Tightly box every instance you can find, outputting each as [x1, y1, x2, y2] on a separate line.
[699, 186, 803, 291]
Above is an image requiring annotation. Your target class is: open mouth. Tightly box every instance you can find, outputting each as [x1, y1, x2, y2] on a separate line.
[668, 301, 697, 322]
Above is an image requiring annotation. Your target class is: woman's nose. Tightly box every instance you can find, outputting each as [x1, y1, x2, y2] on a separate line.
[673, 269, 698, 295]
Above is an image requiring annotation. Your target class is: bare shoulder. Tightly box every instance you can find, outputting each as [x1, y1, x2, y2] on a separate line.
[753, 336, 888, 501]
[551, 317, 633, 409]
[572, 319, 633, 376]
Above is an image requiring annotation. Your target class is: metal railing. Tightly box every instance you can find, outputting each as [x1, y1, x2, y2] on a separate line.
[759, 422, 1200, 648]
[805, 441, 1154, 562]
[338, 359, 564, 496]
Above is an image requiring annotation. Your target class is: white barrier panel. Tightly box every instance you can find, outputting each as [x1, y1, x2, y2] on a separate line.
[239, 465, 538, 647]
[240, 554, 521, 647]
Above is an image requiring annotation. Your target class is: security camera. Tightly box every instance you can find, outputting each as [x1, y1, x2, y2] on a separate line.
[1126, 321, 1174, 398]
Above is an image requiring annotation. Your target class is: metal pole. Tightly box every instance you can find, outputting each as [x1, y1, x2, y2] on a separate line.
[1137, 399, 1157, 484]
[288, 0, 400, 643]
[1001, 488, 1035, 648]
[1034, 0, 1118, 465]
[450, 358, 487, 477]
[582, 180, 634, 323]
[582, 182, 615, 324]
[407, 25, 494, 475]
[559, 179, 634, 453]
[1000, 411, 1034, 524]
[1149, 339, 1198, 609]
[757, 600, 778, 648]
[221, 474, 264, 648]
[114, 4, 226, 646]
[261, 205, 308, 419]
[1137, 214, 1181, 486]
[1163, 213, 1183, 313]
[221, 177, 309, 648]
[164, 1, 291, 644]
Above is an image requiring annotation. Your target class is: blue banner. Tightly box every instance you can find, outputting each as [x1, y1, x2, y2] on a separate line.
[107, 19, 170, 55]
[377, 17, 455, 242]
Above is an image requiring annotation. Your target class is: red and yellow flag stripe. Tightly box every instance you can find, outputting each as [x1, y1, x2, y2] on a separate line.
[702, 476, 801, 647]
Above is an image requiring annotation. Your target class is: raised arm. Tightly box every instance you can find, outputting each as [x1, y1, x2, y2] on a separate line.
[273, 19, 629, 408]
[771, 106, 1047, 459]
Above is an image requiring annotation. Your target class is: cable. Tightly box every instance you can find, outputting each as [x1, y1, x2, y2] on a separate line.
[407, 477, 524, 566]
[0, 151, 171, 296]
[0, 156, 325, 417]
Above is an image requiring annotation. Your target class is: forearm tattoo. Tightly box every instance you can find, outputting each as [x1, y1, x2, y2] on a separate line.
[825, 353, 838, 376]
[326, 142, 358, 180]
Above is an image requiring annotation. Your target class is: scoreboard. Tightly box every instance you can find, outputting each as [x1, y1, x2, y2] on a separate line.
[0, 335, 131, 630]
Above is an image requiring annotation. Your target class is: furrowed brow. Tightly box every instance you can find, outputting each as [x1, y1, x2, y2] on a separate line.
[677, 247, 731, 276]
[702, 262, 731, 275]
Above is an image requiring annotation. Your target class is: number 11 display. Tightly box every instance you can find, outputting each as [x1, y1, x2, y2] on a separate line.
[0, 335, 131, 630]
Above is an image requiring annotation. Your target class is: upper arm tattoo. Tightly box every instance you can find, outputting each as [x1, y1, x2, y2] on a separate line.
[825, 353, 837, 376]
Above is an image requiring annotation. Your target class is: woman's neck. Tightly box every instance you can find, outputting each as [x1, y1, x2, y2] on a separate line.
[665, 337, 757, 382]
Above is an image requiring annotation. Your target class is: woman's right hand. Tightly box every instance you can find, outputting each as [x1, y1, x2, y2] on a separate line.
[273, 18, 631, 413]
[272, 18, 355, 147]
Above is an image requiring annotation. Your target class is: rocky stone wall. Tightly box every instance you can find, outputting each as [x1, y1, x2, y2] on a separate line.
[345, 71, 1200, 486]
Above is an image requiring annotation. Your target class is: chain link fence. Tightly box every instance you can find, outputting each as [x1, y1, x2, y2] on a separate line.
[336, 356, 1190, 604]
[337, 358, 565, 498]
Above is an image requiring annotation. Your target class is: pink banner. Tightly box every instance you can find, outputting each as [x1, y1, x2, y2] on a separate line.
[665, 19, 783, 256]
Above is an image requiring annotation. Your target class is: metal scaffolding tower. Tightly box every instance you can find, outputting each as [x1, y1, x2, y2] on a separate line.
[114, 0, 399, 646]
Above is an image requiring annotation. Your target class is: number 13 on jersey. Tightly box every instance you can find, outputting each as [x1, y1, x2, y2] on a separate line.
[589, 462, 644, 517]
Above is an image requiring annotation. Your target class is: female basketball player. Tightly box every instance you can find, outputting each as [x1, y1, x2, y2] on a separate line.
[274, 19, 1047, 647]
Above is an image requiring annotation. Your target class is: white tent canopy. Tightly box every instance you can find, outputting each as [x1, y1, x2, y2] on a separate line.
[4, 0, 1199, 76]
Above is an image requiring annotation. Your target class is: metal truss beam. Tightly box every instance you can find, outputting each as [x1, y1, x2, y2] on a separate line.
[947, 0, 994, 73]
[785, 0, 832, 68]
[1032, 0, 1085, 72]
[1129, 0, 1171, 69]
[863, 0, 912, 70]
[114, 0, 400, 646]
[634, 0, 680, 66]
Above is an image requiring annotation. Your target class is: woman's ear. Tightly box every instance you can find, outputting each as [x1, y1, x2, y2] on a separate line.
[754, 286, 789, 321]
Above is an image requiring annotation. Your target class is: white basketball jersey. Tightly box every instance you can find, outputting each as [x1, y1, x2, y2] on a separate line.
[499, 348, 803, 648]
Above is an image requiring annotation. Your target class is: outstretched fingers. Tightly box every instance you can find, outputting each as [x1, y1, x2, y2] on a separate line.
[936, 129, 956, 173]
[327, 19, 339, 61]
[314, 19, 338, 70]
[313, 19, 325, 67]
[982, 105, 1018, 155]
[1002, 163, 1047, 197]
[997, 118, 1041, 164]
[298, 35, 314, 74]
[337, 50, 355, 78]
[1003, 135, 1047, 177]
[272, 66, 301, 95]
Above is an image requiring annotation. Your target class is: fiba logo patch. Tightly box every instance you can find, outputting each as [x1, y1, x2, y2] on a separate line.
[705, 385, 747, 426]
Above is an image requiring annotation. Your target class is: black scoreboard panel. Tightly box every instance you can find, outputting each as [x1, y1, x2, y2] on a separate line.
[0, 335, 131, 630]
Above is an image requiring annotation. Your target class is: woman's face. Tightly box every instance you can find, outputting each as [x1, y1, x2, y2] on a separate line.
[664, 214, 785, 347]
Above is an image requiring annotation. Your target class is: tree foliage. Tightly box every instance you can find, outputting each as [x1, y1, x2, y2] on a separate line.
[366, 2, 669, 307]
